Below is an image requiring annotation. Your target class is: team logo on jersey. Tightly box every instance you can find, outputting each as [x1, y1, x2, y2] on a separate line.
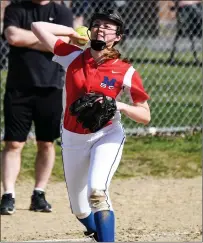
[100, 76, 116, 89]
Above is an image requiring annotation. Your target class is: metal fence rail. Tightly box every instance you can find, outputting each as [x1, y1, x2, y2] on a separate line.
[0, 1, 202, 136]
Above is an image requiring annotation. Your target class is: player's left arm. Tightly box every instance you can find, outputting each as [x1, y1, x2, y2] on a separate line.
[117, 67, 151, 125]
[116, 100, 150, 125]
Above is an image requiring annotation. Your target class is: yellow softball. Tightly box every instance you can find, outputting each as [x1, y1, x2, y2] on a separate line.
[75, 26, 90, 46]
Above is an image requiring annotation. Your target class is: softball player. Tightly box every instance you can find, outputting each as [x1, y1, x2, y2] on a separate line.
[32, 9, 150, 242]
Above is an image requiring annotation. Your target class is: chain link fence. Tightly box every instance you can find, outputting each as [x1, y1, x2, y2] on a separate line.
[0, 0, 202, 136]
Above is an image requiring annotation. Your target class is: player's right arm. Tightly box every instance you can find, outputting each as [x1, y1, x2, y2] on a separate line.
[3, 3, 40, 47]
[3, 3, 73, 51]
[31, 22, 88, 53]
[5, 26, 71, 52]
[30, 4, 75, 52]
[4, 26, 40, 47]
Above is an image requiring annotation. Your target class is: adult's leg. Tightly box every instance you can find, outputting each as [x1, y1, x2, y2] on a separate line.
[169, 32, 180, 63]
[2, 89, 33, 195]
[0, 141, 24, 215]
[29, 141, 55, 212]
[1, 89, 33, 214]
[34, 141, 55, 190]
[1, 141, 25, 196]
[89, 124, 126, 242]
[29, 88, 62, 212]
[189, 35, 199, 63]
[34, 88, 62, 191]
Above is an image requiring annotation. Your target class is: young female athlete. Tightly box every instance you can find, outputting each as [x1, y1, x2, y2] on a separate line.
[32, 9, 151, 242]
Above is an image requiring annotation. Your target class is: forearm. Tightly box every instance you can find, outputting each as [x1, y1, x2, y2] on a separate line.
[31, 22, 87, 53]
[29, 36, 70, 52]
[29, 42, 50, 52]
[31, 22, 75, 53]
[117, 101, 151, 125]
[32, 22, 76, 36]
[5, 26, 39, 47]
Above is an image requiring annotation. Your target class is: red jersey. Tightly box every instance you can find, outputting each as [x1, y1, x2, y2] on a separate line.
[53, 39, 150, 134]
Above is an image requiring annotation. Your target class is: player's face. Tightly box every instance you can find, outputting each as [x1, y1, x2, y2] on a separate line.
[91, 19, 121, 48]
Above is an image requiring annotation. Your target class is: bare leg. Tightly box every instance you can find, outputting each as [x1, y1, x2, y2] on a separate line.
[169, 32, 179, 62]
[34, 141, 55, 189]
[1, 141, 25, 195]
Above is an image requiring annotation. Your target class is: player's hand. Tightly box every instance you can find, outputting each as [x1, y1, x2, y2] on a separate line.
[116, 101, 126, 111]
[69, 32, 89, 46]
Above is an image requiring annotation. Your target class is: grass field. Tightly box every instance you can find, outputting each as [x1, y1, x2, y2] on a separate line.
[2, 131, 199, 182]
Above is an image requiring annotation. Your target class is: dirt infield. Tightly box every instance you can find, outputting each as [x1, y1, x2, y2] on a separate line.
[1, 177, 202, 242]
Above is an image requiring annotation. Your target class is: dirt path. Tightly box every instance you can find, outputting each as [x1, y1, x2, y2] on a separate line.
[1, 177, 202, 242]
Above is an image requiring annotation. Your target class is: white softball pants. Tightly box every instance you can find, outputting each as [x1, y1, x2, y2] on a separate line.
[61, 122, 125, 216]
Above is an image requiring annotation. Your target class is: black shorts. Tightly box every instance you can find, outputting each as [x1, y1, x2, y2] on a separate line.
[3, 87, 63, 142]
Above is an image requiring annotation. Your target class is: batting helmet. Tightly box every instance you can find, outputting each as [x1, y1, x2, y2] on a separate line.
[89, 9, 124, 35]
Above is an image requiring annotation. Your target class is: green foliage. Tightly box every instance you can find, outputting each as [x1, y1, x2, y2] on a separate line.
[3, 132, 201, 181]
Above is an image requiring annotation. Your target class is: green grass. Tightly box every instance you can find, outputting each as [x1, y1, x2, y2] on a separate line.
[130, 48, 202, 64]
[118, 132, 202, 178]
[121, 62, 202, 128]
[3, 132, 201, 182]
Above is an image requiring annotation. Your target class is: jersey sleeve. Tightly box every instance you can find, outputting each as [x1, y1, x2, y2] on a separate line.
[123, 66, 150, 104]
[52, 39, 82, 69]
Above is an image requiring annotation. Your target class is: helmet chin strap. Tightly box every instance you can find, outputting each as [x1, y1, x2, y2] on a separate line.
[91, 40, 107, 51]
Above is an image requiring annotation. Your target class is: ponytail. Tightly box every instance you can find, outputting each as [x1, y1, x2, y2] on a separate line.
[103, 47, 131, 63]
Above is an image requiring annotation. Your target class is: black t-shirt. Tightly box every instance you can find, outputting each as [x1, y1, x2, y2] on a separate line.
[3, 1, 73, 89]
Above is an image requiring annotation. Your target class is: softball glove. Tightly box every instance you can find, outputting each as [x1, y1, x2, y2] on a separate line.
[69, 92, 117, 132]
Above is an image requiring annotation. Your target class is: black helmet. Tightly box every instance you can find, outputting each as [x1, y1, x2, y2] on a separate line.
[89, 9, 124, 35]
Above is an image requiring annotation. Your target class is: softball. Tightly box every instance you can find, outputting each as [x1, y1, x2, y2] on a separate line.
[75, 26, 90, 46]
[148, 127, 157, 136]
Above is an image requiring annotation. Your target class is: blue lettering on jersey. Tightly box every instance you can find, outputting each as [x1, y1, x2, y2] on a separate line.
[100, 76, 116, 89]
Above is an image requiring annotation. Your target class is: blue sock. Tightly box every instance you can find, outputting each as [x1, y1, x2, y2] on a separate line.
[77, 212, 97, 233]
[94, 210, 115, 242]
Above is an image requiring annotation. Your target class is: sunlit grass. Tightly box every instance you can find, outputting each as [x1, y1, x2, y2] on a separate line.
[1, 132, 200, 181]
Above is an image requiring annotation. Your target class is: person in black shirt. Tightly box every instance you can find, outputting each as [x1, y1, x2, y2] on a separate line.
[0, 0, 73, 215]
[169, 0, 202, 63]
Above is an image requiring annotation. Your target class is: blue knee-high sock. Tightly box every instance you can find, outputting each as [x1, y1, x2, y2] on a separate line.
[94, 210, 115, 242]
[77, 212, 97, 233]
